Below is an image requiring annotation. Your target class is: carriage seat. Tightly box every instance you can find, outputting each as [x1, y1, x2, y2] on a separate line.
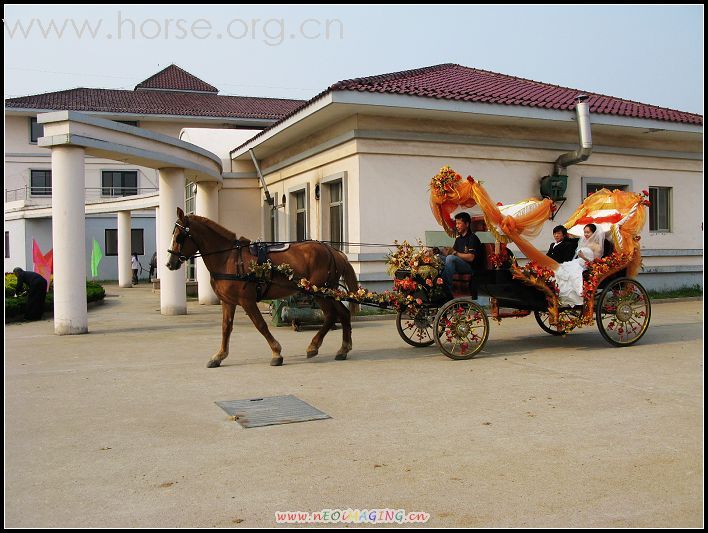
[451, 273, 478, 299]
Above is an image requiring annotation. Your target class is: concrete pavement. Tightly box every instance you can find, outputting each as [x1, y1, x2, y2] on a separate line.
[4, 285, 703, 527]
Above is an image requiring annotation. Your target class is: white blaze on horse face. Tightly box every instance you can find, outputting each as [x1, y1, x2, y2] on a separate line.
[166, 225, 182, 270]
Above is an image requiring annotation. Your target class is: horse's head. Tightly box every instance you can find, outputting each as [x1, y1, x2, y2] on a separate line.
[166, 207, 199, 270]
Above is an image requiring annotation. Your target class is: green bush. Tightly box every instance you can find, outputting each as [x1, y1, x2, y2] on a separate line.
[5, 276, 106, 319]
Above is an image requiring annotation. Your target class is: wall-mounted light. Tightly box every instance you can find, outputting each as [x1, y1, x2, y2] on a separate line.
[314, 184, 320, 201]
[281, 194, 286, 206]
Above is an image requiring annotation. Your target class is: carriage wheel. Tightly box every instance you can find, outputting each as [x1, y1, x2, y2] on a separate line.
[596, 277, 651, 347]
[433, 298, 489, 360]
[534, 308, 582, 335]
[396, 307, 437, 347]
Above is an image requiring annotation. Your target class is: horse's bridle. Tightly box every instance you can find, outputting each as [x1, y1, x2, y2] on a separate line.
[168, 217, 194, 264]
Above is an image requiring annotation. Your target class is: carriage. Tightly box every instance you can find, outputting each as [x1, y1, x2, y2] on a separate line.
[393, 170, 652, 360]
[166, 167, 652, 368]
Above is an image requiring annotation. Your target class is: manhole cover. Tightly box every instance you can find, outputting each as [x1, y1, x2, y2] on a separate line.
[215, 395, 330, 428]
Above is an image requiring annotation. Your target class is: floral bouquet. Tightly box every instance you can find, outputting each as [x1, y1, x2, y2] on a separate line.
[488, 247, 513, 270]
[386, 240, 445, 307]
[430, 165, 463, 198]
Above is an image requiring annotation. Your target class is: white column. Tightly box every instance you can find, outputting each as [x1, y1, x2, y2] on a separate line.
[51, 146, 88, 335]
[195, 181, 220, 305]
[117, 210, 133, 288]
[158, 168, 186, 315]
[155, 206, 164, 283]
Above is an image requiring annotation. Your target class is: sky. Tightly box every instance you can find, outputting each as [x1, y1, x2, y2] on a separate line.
[4, 5, 704, 114]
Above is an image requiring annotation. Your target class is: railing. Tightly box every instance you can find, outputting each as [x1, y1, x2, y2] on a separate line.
[5, 187, 159, 203]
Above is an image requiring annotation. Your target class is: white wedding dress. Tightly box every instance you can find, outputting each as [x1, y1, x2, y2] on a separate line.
[553, 229, 605, 307]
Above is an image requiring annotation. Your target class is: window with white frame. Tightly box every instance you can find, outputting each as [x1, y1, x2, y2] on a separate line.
[30, 169, 52, 196]
[583, 179, 631, 198]
[184, 182, 197, 280]
[102, 171, 138, 196]
[185, 182, 196, 215]
[290, 189, 307, 241]
[30, 117, 43, 143]
[649, 186, 671, 232]
[328, 181, 343, 250]
[105, 228, 144, 256]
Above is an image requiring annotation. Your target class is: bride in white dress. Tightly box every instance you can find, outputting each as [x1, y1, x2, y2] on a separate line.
[554, 224, 605, 307]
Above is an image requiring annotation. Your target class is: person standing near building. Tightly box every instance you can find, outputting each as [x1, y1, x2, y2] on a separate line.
[13, 267, 48, 321]
[131, 254, 141, 285]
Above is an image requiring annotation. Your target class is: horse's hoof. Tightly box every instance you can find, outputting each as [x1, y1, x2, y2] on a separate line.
[306, 350, 318, 358]
[207, 360, 221, 368]
[270, 357, 284, 366]
[335, 353, 348, 361]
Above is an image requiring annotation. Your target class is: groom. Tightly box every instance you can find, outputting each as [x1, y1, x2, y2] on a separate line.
[546, 225, 578, 263]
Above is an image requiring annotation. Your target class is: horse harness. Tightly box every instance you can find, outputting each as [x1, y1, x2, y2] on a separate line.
[171, 217, 338, 302]
[211, 242, 292, 301]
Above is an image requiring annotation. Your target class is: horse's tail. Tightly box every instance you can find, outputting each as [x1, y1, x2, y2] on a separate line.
[334, 250, 359, 316]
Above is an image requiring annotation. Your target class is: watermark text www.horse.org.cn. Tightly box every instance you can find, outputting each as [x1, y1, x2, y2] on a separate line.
[275, 508, 430, 524]
[5, 11, 344, 46]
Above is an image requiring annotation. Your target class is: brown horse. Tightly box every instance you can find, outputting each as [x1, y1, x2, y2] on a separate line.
[166, 208, 359, 367]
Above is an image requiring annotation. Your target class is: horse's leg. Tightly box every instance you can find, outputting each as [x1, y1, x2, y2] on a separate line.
[240, 299, 283, 366]
[208, 302, 236, 368]
[332, 300, 353, 360]
[306, 297, 337, 358]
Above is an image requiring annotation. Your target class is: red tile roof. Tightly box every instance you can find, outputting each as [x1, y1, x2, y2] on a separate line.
[134, 64, 218, 93]
[330, 63, 702, 125]
[6, 88, 304, 120]
[234, 63, 701, 152]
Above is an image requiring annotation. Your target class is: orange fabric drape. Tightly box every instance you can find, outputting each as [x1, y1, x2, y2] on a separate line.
[470, 182, 553, 239]
[430, 176, 477, 236]
[428, 173, 647, 277]
[563, 188, 646, 255]
[469, 182, 558, 268]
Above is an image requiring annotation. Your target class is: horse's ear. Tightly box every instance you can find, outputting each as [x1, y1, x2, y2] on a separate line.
[177, 207, 184, 221]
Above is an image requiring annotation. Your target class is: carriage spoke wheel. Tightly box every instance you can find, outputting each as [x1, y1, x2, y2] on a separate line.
[434, 298, 489, 360]
[596, 277, 651, 347]
[534, 308, 582, 336]
[396, 307, 437, 347]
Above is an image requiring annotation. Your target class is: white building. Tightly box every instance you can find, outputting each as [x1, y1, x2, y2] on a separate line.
[230, 64, 703, 292]
[4, 64, 303, 279]
[5, 62, 703, 299]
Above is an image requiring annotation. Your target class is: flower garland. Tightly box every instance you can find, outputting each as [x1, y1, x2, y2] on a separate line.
[579, 251, 634, 323]
[511, 251, 635, 333]
[248, 260, 295, 281]
[511, 261, 561, 329]
[247, 241, 447, 316]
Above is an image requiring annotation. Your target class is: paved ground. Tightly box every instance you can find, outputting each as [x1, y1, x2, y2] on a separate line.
[4, 285, 703, 527]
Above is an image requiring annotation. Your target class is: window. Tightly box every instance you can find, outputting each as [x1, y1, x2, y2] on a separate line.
[5, 231, 9, 258]
[102, 171, 138, 196]
[30, 169, 52, 196]
[329, 181, 343, 250]
[582, 177, 632, 199]
[30, 117, 44, 143]
[105, 228, 145, 256]
[265, 200, 278, 241]
[290, 189, 307, 241]
[185, 182, 196, 215]
[649, 187, 671, 232]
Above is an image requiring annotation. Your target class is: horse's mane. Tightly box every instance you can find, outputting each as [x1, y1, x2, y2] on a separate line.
[190, 215, 249, 243]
